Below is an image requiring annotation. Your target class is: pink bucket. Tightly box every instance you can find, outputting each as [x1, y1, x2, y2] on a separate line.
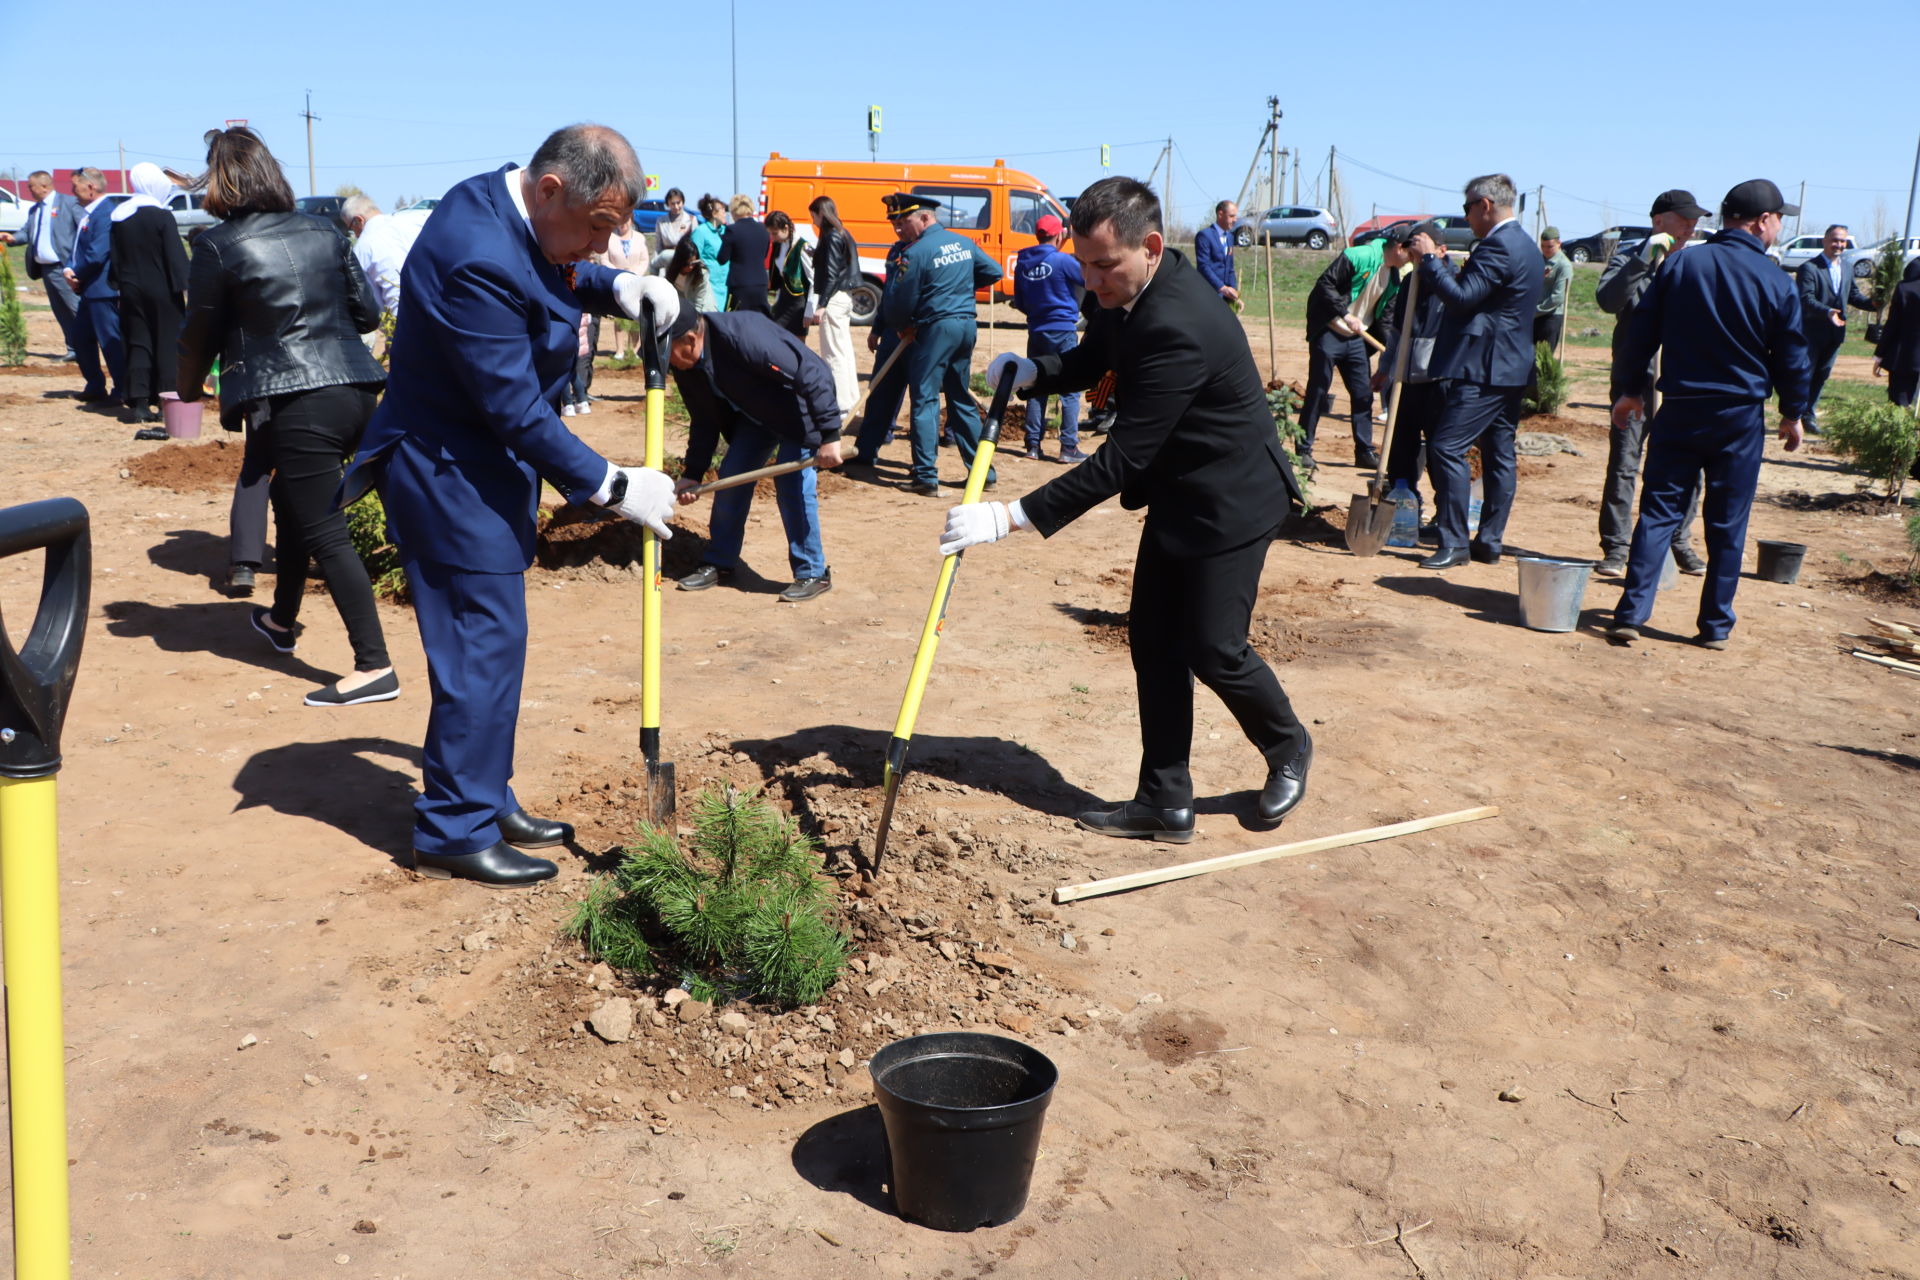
[160, 393, 202, 440]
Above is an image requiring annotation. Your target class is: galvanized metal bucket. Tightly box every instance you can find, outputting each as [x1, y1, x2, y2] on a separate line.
[1515, 556, 1596, 633]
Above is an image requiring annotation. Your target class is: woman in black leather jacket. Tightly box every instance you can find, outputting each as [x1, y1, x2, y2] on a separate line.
[806, 196, 860, 414]
[178, 126, 396, 708]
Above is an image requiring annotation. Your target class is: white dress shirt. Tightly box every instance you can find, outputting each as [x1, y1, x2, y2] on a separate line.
[351, 212, 421, 316]
[30, 192, 60, 264]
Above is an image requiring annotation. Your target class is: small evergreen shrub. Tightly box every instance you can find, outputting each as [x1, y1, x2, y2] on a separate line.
[344, 491, 409, 601]
[1522, 342, 1567, 417]
[1822, 397, 1919, 500]
[0, 251, 26, 366]
[565, 786, 849, 1007]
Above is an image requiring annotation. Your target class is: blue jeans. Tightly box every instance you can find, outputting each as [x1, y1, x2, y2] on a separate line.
[1024, 328, 1081, 450]
[906, 316, 991, 488]
[702, 422, 826, 579]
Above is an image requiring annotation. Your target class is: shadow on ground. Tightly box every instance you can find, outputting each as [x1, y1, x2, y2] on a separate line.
[231, 736, 422, 864]
[791, 1104, 894, 1217]
[103, 598, 341, 681]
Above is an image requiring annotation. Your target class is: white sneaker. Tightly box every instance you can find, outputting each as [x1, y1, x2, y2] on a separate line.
[563, 403, 577, 417]
[578, 402, 592, 415]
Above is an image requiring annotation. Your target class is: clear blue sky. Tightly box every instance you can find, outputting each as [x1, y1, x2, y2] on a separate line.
[10, 0, 1919, 243]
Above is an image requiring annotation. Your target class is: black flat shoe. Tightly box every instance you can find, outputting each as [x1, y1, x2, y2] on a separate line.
[412, 841, 558, 887]
[497, 807, 574, 849]
[1077, 800, 1195, 844]
[1420, 547, 1469, 570]
[304, 669, 400, 707]
[133, 425, 169, 441]
[250, 606, 297, 653]
[1257, 739, 1313, 826]
[1469, 541, 1501, 564]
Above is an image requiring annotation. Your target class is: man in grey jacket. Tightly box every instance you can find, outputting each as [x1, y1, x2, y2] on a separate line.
[0, 171, 82, 360]
[1593, 189, 1709, 577]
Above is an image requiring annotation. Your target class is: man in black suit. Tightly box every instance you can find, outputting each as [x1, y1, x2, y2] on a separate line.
[1409, 173, 1546, 569]
[938, 176, 1311, 844]
[1795, 224, 1874, 434]
[0, 171, 82, 360]
[1875, 257, 1920, 409]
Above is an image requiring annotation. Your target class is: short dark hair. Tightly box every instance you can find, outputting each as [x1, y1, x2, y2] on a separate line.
[665, 187, 685, 204]
[1825, 223, 1849, 237]
[201, 127, 295, 219]
[27, 170, 50, 183]
[1215, 198, 1233, 215]
[1070, 177, 1162, 248]
[528, 124, 643, 208]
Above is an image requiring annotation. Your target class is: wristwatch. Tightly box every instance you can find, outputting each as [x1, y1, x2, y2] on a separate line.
[605, 472, 628, 507]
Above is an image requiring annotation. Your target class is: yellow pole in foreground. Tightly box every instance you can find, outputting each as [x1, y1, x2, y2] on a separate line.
[0, 494, 92, 1280]
[1, 774, 70, 1280]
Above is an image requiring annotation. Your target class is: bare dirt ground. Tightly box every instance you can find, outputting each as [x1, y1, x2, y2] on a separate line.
[4, 304, 1920, 1280]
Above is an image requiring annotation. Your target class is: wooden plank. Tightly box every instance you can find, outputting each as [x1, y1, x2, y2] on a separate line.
[1852, 650, 1920, 678]
[1052, 806, 1501, 904]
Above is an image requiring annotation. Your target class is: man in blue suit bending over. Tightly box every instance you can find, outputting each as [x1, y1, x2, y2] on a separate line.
[1409, 173, 1545, 570]
[347, 124, 680, 887]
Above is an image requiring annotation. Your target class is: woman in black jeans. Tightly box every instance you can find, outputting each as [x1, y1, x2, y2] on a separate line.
[177, 126, 396, 707]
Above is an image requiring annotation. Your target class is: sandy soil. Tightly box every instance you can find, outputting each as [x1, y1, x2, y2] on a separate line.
[4, 302, 1919, 1280]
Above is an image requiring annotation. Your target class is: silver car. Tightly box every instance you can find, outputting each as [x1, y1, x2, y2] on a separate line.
[1843, 236, 1920, 280]
[1235, 205, 1339, 250]
[1771, 232, 1850, 271]
[166, 190, 219, 243]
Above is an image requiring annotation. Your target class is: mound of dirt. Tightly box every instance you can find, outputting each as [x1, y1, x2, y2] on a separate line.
[121, 433, 242, 491]
[1772, 488, 1894, 515]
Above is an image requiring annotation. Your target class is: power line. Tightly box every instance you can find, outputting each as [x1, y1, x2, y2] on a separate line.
[1334, 150, 1455, 195]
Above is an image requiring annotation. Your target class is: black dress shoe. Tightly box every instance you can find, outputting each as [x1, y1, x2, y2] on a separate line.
[1077, 800, 1195, 844]
[497, 807, 575, 848]
[904, 480, 943, 496]
[1468, 541, 1501, 564]
[1420, 547, 1469, 569]
[1257, 739, 1313, 826]
[1355, 449, 1382, 470]
[412, 840, 558, 886]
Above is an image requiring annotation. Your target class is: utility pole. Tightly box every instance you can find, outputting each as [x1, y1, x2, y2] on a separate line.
[1264, 96, 1281, 380]
[301, 91, 319, 197]
[729, 0, 739, 194]
[1902, 135, 1918, 240]
[1795, 181, 1807, 241]
[1292, 149, 1299, 204]
[1164, 136, 1174, 244]
[116, 140, 125, 192]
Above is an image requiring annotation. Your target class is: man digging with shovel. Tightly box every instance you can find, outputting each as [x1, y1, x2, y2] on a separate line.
[935, 177, 1311, 843]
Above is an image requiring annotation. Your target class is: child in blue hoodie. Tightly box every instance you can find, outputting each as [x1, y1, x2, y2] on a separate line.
[1011, 214, 1088, 462]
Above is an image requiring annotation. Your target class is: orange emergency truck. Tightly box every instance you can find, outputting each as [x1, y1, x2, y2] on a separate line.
[759, 154, 1073, 324]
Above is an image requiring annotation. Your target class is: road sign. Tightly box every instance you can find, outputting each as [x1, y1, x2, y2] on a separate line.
[868, 106, 882, 135]
[1100, 143, 1110, 168]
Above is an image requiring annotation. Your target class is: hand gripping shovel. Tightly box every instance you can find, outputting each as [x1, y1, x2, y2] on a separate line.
[0, 497, 91, 1280]
[638, 301, 674, 821]
[1345, 268, 1420, 557]
[870, 364, 1019, 873]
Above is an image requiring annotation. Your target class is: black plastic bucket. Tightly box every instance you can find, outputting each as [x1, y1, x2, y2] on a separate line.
[1755, 539, 1807, 584]
[869, 1032, 1058, 1231]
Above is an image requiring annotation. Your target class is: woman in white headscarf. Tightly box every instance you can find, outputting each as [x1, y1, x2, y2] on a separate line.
[111, 161, 190, 434]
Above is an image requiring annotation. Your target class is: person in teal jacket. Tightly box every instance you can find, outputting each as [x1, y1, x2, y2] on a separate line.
[880, 194, 1005, 494]
[690, 194, 729, 309]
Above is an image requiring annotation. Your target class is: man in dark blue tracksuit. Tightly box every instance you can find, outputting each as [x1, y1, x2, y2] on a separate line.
[1608, 180, 1811, 649]
[668, 308, 844, 602]
[1011, 212, 1087, 462]
[881, 194, 1005, 495]
[852, 197, 917, 467]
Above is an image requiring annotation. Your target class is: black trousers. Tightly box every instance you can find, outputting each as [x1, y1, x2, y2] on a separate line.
[727, 287, 772, 317]
[1299, 329, 1373, 454]
[119, 287, 183, 406]
[1805, 336, 1843, 428]
[230, 423, 273, 568]
[1129, 530, 1307, 809]
[1385, 380, 1445, 493]
[1531, 313, 1563, 349]
[260, 384, 389, 670]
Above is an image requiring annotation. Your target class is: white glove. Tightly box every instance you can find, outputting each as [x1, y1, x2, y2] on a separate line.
[1640, 232, 1676, 263]
[614, 272, 681, 332]
[985, 352, 1038, 396]
[601, 466, 676, 539]
[939, 501, 1018, 557]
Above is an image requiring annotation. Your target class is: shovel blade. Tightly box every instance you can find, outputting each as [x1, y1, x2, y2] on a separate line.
[646, 760, 676, 822]
[1344, 492, 1396, 557]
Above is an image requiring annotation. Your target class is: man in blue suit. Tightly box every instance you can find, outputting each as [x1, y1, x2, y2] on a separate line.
[1194, 200, 1240, 306]
[1410, 174, 1546, 569]
[0, 171, 82, 360]
[345, 124, 680, 887]
[64, 167, 125, 404]
[1795, 224, 1875, 434]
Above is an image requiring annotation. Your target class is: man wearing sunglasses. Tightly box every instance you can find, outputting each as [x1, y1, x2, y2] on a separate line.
[1407, 174, 1545, 569]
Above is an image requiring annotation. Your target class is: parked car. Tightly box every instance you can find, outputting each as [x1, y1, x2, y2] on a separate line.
[1562, 225, 1651, 264]
[392, 196, 439, 233]
[295, 195, 351, 235]
[0, 187, 26, 236]
[1349, 213, 1421, 240]
[1232, 205, 1338, 250]
[1843, 236, 1920, 280]
[166, 190, 218, 243]
[1351, 213, 1477, 250]
[1769, 232, 1851, 271]
[631, 198, 668, 235]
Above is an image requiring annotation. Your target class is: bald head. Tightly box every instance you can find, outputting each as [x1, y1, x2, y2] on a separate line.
[528, 123, 644, 209]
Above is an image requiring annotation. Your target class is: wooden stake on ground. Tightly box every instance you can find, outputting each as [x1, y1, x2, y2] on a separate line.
[1052, 806, 1500, 904]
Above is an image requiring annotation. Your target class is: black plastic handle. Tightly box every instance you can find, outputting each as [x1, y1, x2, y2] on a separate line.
[981, 364, 1017, 446]
[0, 498, 91, 779]
[639, 298, 669, 392]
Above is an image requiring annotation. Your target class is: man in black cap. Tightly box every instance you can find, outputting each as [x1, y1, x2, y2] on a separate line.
[1593, 189, 1713, 577]
[1607, 180, 1811, 650]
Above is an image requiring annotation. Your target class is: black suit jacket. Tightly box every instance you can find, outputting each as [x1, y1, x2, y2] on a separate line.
[1876, 266, 1920, 378]
[718, 217, 771, 295]
[1796, 255, 1874, 346]
[1018, 249, 1302, 558]
[19, 193, 80, 281]
[108, 206, 190, 303]
[1422, 220, 1545, 387]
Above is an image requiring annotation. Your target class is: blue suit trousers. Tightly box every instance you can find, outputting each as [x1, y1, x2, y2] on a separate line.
[1614, 399, 1767, 640]
[905, 317, 992, 487]
[75, 294, 124, 397]
[855, 329, 908, 460]
[1430, 380, 1523, 550]
[407, 560, 529, 855]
